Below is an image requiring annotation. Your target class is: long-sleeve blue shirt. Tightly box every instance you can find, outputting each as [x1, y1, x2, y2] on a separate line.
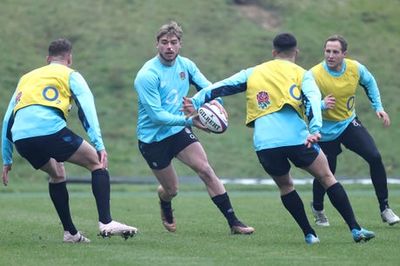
[134, 55, 211, 143]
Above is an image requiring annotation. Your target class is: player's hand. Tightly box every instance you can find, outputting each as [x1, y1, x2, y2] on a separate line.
[376, 110, 390, 127]
[304, 133, 321, 148]
[2, 164, 12, 186]
[182, 97, 196, 117]
[192, 116, 211, 133]
[324, 94, 336, 109]
[97, 150, 109, 170]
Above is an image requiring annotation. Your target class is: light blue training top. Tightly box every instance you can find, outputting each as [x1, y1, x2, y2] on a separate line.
[1, 69, 104, 165]
[134, 55, 211, 143]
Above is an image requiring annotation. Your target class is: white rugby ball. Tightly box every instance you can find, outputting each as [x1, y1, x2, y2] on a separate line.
[198, 102, 228, 134]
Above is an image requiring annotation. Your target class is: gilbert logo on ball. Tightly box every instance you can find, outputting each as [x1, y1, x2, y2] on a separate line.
[198, 102, 228, 134]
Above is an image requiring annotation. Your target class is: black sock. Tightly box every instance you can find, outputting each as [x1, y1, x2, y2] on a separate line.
[370, 164, 389, 212]
[326, 182, 360, 230]
[91, 169, 112, 224]
[211, 192, 238, 227]
[312, 178, 326, 211]
[281, 190, 316, 237]
[159, 198, 174, 223]
[48, 181, 77, 235]
[379, 199, 389, 212]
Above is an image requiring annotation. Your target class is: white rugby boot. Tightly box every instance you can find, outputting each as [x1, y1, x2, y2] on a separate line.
[310, 202, 330, 227]
[381, 208, 400, 225]
[99, 220, 138, 239]
[63, 231, 91, 243]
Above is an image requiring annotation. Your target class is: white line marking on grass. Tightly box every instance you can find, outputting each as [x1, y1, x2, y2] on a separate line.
[68, 177, 400, 185]
[220, 178, 400, 185]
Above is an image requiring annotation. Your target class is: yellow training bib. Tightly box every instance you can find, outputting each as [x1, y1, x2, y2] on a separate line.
[246, 59, 305, 127]
[311, 59, 359, 121]
[14, 64, 74, 119]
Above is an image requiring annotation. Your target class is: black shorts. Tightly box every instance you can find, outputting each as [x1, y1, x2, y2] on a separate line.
[256, 143, 320, 176]
[319, 117, 377, 158]
[14, 127, 83, 169]
[138, 127, 199, 170]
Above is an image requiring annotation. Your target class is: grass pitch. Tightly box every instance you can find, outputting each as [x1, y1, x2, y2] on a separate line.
[1, 183, 399, 266]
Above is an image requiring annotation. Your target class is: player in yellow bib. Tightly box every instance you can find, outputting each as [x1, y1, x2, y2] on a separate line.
[309, 35, 399, 227]
[2, 38, 138, 242]
[184, 33, 375, 244]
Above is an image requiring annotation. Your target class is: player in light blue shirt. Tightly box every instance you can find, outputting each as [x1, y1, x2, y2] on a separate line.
[135, 54, 210, 143]
[134, 21, 254, 234]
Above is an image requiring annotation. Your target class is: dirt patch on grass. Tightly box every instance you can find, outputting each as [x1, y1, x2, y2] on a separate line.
[234, 2, 280, 30]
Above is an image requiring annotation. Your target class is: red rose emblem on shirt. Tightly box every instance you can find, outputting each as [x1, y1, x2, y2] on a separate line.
[256, 91, 270, 109]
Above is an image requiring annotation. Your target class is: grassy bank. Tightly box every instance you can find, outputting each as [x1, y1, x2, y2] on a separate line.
[0, 0, 399, 180]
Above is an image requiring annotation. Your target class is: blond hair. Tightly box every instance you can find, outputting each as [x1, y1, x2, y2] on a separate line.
[156, 21, 183, 41]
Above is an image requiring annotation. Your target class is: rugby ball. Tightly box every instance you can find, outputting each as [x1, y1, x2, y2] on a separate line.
[198, 102, 228, 134]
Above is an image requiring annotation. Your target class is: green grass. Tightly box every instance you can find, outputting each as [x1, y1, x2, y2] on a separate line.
[1, 182, 400, 266]
[1, 1, 399, 265]
[0, 0, 399, 180]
